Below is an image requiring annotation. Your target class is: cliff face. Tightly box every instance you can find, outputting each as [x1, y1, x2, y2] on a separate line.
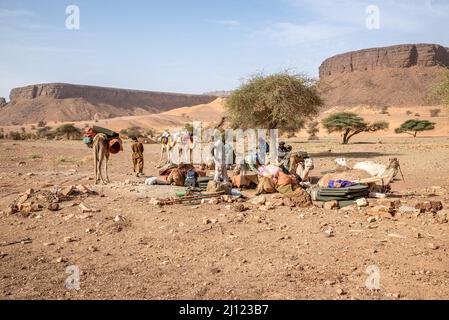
[319, 44, 449, 78]
[0, 83, 216, 125]
[318, 44, 449, 106]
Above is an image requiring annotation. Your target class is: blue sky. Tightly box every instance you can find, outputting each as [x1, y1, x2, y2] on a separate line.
[0, 0, 448, 98]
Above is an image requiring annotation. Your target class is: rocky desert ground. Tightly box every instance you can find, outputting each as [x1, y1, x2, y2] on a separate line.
[1, 136, 449, 300]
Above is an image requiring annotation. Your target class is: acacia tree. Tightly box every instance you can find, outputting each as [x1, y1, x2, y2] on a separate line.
[395, 119, 435, 137]
[307, 121, 320, 140]
[322, 112, 389, 144]
[54, 124, 82, 140]
[225, 72, 323, 132]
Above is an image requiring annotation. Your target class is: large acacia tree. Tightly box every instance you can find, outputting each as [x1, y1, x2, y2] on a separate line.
[322, 112, 389, 144]
[395, 119, 435, 137]
[225, 72, 323, 132]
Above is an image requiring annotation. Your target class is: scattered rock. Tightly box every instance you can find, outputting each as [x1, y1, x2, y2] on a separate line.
[259, 205, 275, 211]
[415, 201, 443, 213]
[324, 201, 339, 210]
[336, 288, 347, 295]
[60, 186, 75, 197]
[208, 198, 220, 205]
[312, 201, 324, 208]
[367, 216, 377, 223]
[324, 227, 334, 238]
[368, 205, 394, 218]
[47, 203, 60, 211]
[78, 203, 100, 213]
[356, 198, 368, 207]
[88, 246, 98, 252]
[233, 204, 248, 212]
[427, 243, 439, 250]
[63, 236, 79, 243]
[250, 195, 266, 206]
[53, 257, 67, 263]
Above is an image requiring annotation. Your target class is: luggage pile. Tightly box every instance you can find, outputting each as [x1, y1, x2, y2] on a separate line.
[311, 184, 370, 207]
[82, 126, 123, 154]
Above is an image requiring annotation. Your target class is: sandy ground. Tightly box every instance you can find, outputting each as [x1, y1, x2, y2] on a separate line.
[1, 136, 449, 300]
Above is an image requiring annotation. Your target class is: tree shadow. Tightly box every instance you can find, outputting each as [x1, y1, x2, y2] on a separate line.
[310, 152, 398, 159]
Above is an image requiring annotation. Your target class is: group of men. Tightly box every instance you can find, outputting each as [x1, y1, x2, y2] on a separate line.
[129, 134, 313, 185]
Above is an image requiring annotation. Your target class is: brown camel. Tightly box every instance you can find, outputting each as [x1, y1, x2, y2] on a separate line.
[92, 133, 110, 184]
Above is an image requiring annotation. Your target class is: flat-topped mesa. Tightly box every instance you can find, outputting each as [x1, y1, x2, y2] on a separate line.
[319, 44, 449, 79]
[9, 83, 216, 112]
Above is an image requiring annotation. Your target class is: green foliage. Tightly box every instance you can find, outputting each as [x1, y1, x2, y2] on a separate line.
[322, 112, 389, 144]
[36, 126, 55, 140]
[9, 131, 24, 140]
[427, 69, 449, 106]
[126, 126, 143, 138]
[54, 123, 82, 140]
[225, 71, 323, 131]
[307, 121, 320, 140]
[395, 119, 435, 137]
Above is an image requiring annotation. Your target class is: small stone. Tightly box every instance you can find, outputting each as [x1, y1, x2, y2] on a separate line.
[208, 198, 220, 205]
[324, 227, 334, 238]
[427, 243, 439, 250]
[367, 216, 377, 223]
[60, 186, 75, 197]
[210, 267, 221, 274]
[324, 200, 339, 210]
[336, 288, 347, 295]
[43, 242, 55, 247]
[356, 198, 368, 207]
[48, 203, 60, 211]
[88, 246, 98, 252]
[63, 236, 78, 243]
[368, 205, 395, 218]
[250, 195, 266, 206]
[54, 257, 67, 263]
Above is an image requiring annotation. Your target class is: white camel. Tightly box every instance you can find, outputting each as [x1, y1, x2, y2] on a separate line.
[159, 129, 197, 164]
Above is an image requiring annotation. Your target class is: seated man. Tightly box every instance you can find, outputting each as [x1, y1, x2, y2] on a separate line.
[289, 151, 314, 182]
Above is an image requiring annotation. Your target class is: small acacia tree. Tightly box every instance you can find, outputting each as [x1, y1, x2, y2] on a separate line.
[54, 124, 82, 140]
[307, 121, 320, 140]
[395, 119, 435, 137]
[322, 112, 389, 144]
[225, 71, 323, 131]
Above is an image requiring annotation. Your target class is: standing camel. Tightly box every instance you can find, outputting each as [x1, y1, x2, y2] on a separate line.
[159, 130, 197, 165]
[92, 133, 110, 184]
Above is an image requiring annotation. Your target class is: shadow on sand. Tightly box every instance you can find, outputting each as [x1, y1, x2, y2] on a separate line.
[310, 151, 399, 159]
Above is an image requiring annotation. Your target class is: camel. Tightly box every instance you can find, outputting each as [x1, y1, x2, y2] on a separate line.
[159, 130, 197, 165]
[92, 133, 110, 184]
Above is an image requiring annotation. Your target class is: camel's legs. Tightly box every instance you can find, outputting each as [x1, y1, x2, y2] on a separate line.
[105, 155, 110, 183]
[94, 145, 99, 184]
